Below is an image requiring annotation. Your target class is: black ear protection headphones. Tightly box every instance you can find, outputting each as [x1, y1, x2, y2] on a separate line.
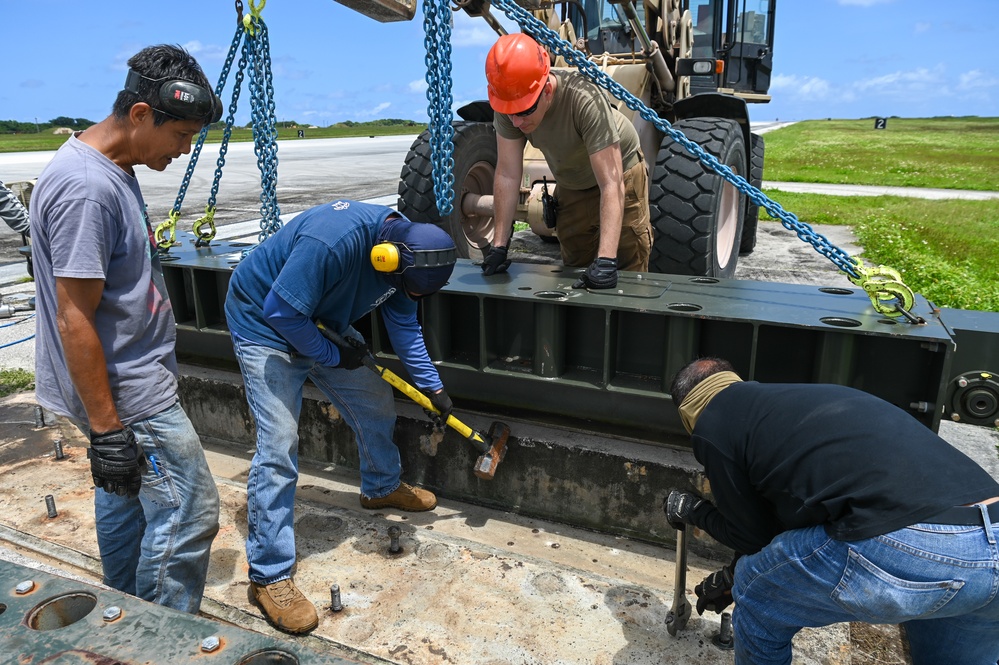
[124, 69, 223, 124]
[370, 242, 457, 273]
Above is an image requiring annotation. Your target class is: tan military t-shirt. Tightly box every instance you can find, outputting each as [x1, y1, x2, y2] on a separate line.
[494, 69, 640, 191]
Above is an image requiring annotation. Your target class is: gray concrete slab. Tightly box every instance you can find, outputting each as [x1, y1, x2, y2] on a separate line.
[0, 392, 849, 664]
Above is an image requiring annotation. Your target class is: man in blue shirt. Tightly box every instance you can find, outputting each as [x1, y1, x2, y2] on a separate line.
[225, 199, 457, 634]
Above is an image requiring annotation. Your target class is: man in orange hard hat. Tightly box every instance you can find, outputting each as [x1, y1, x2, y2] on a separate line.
[482, 32, 653, 289]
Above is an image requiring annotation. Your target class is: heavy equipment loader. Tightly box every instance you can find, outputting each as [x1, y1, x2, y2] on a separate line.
[341, 0, 776, 278]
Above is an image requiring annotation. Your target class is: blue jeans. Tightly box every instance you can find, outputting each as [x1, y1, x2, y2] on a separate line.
[92, 402, 220, 614]
[731, 509, 999, 665]
[232, 332, 402, 584]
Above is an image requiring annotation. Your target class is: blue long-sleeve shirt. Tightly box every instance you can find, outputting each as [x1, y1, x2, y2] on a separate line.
[224, 200, 442, 390]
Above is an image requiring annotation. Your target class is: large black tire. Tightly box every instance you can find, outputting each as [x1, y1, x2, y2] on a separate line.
[649, 117, 747, 278]
[398, 121, 497, 261]
[739, 132, 765, 256]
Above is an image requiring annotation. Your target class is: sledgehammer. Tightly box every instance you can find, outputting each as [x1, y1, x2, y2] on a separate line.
[666, 524, 692, 636]
[318, 325, 510, 479]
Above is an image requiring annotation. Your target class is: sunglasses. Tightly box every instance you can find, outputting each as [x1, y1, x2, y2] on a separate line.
[511, 89, 544, 118]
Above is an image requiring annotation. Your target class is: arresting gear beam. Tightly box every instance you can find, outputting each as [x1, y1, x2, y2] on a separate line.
[160, 232, 966, 441]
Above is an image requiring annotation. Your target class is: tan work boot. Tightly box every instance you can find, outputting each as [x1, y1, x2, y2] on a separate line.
[248, 578, 319, 634]
[360, 481, 437, 511]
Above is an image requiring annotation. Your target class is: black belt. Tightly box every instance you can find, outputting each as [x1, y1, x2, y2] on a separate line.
[922, 502, 999, 526]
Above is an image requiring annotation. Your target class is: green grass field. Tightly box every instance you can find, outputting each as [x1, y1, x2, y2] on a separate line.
[759, 191, 998, 312]
[761, 117, 999, 190]
[759, 117, 998, 312]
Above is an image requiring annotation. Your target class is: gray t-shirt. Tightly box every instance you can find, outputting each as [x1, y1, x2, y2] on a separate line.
[31, 135, 178, 425]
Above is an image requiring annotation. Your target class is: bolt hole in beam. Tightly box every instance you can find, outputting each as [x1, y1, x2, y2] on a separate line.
[27, 593, 97, 630]
[667, 303, 702, 312]
[878, 319, 899, 325]
[518, 286, 532, 290]
[820, 317, 863, 328]
[818, 287, 855, 295]
[535, 291, 569, 300]
[237, 649, 301, 664]
[689, 277, 719, 284]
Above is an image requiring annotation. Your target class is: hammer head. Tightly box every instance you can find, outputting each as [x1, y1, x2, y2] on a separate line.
[473, 421, 511, 480]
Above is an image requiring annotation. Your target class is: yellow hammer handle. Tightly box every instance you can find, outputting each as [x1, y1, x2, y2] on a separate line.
[315, 321, 484, 445]
[374, 365, 482, 442]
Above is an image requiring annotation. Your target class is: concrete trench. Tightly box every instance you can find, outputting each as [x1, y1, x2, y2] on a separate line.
[0, 389, 855, 664]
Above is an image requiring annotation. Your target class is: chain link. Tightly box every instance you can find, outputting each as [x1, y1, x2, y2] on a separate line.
[485, 0, 917, 316]
[162, 4, 280, 251]
[159, 25, 243, 250]
[246, 16, 282, 242]
[423, 0, 456, 216]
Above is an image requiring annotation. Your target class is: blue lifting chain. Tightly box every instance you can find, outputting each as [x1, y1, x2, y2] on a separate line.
[423, 0, 456, 216]
[158, 0, 281, 252]
[483, 0, 916, 318]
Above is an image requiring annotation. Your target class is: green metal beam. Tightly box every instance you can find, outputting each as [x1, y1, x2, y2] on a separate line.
[162, 232, 958, 442]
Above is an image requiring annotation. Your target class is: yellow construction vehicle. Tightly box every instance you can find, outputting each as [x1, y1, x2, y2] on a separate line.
[337, 0, 775, 278]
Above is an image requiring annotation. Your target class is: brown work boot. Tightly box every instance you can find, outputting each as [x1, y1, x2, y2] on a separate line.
[248, 578, 319, 634]
[360, 482, 437, 511]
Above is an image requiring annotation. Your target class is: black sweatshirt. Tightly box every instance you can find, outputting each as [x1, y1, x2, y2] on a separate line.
[686, 382, 999, 555]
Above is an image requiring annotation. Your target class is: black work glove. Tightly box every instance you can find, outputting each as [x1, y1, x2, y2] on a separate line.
[663, 489, 705, 531]
[88, 426, 147, 498]
[481, 246, 511, 276]
[572, 257, 618, 289]
[421, 387, 453, 429]
[333, 335, 369, 370]
[694, 561, 736, 615]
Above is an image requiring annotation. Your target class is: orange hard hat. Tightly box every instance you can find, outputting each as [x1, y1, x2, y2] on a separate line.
[485, 33, 551, 115]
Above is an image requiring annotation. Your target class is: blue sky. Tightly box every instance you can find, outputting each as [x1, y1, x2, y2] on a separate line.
[3, 0, 996, 127]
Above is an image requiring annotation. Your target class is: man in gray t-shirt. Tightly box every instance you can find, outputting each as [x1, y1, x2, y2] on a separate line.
[30, 44, 221, 614]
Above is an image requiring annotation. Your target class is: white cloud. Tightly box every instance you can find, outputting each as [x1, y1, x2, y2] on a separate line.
[450, 12, 514, 47]
[356, 102, 392, 118]
[452, 22, 502, 48]
[408, 79, 429, 94]
[854, 65, 946, 97]
[180, 40, 229, 63]
[957, 69, 999, 92]
[914, 22, 930, 34]
[770, 74, 836, 101]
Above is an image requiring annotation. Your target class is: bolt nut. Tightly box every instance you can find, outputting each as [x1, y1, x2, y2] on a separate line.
[957, 377, 969, 388]
[102, 606, 122, 622]
[950, 412, 961, 422]
[200, 636, 221, 653]
[15, 580, 35, 594]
